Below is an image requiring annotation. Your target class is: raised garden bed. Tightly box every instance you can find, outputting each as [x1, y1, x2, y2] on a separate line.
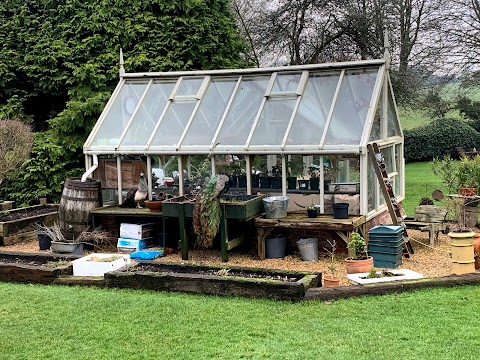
[0, 205, 59, 246]
[162, 194, 265, 220]
[0, 251, 79, 284]
[104, 262, 321, 301]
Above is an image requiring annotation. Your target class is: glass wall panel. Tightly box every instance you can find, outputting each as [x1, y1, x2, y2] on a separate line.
[387, 89, 400, 137]
[395, 144, 401, 195]
[250, 98, 297, 146]
[216, 76, 270, 146]
[176, 78, 204, 96]
[271, 73, 302, 94]
[182, 79, 237, 146]
[149, 102, 196, 146]
[367, 159, 375, 212]
[119, 81, 175, 147]
[369, 101, 381, 141]
[324, 69, 378, 145]
[286, 73, 340, 147]
[92, 81, 148, 146]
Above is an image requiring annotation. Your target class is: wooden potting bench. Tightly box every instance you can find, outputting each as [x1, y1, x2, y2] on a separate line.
[254, 213, 367, 260]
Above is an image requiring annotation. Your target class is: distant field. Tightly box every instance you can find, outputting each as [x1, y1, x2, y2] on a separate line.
[403, 161, 447, 216]
[399, 107, 464, 130]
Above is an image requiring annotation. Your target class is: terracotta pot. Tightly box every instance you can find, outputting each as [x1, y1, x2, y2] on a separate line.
[344, 256, 374, 274]
[458, 187, 477, 197]
[323, 275, 341, 287]
[144, 200, 163, 212]
[474, 234, 480, 270]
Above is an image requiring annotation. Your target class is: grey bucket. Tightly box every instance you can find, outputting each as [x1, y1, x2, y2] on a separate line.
[297, 238, 318, 261]
[263, 196, 289, 219]
[265, 235, 287, 259]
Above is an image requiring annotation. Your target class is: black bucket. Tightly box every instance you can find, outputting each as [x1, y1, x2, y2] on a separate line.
[265, 235, 287, 259]
[332, 203, 349, 219]
[37, 231, 52, 250]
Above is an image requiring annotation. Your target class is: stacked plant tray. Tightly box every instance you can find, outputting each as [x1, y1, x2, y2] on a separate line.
[367, 225, 404, 268]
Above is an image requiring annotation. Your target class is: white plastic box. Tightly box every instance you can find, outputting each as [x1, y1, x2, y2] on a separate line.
[328, 182, 360, 193]
[72, 253, 131, 276]
[119, 223, 155, 240]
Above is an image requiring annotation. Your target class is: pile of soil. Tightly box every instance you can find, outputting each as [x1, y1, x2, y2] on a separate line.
[0, 208, 56, 222]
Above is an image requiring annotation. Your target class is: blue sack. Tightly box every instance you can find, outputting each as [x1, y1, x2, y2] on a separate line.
[130, 250, 163, 260]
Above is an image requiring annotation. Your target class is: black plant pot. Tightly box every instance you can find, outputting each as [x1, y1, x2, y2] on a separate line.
[310, 178, 320, 191]
[37, 231, 52, 250]
[287, 177, 297, 190]
[270, 177, 282, 189]
[238, 175, 247, 188]
[298, 180, 310, 190]
[260, 176, 271, 189]
[307, 209, 318, 218]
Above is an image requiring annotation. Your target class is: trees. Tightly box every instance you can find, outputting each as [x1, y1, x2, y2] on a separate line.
[0, 0, 248, 205]
[0, 120, 33, 188]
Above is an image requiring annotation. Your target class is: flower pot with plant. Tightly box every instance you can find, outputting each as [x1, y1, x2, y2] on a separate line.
[308, 165, 320, 191]
[306, 205, 318, 218]
[323, 239, 340, 287]
[344, 231, 373, 274]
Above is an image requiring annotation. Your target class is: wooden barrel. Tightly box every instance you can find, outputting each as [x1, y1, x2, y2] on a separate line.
[59, 178, 103, 240]
[449, 230, 475, 275]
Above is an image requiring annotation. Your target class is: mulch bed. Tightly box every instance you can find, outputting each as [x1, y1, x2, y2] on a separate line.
[0, 208, 56, 222]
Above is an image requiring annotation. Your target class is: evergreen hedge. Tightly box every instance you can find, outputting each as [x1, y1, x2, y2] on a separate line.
[404, 118, 480, 163]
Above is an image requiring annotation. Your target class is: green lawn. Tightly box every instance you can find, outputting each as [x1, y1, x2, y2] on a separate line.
[403, 161, 447, 216]
[0, 283, 479, 359]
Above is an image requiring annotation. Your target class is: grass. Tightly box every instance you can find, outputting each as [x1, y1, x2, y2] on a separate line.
[1, 282, 480, 359]
[403, 161, 447, 216]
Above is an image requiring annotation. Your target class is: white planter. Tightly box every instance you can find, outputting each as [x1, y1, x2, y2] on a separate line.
[347, 269, 423, 285]
[72, 253, 131, 276]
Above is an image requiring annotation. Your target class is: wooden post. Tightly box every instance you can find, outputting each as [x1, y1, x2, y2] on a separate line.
[220, 205, 228, 262]
[179, 204, 188, 260]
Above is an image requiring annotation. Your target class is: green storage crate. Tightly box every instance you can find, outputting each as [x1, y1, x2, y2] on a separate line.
[369, 251, 402, 268]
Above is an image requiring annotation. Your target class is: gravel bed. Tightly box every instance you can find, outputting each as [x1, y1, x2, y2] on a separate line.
[1, 229, 465, 286]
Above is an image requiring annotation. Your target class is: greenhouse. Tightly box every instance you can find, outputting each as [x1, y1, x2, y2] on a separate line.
[84, 56, 403, 221]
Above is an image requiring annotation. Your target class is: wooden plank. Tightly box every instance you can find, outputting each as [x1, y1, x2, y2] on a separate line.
[305, 273, 480, 301]
[53, 276, 105, 287]
[226, 235, 244, 251]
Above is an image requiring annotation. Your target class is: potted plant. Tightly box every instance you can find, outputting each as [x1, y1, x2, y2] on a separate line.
[344, 231, 373, 274]
[306, 205, 318, 218]
[270, 165, 282, 189]
[308, 165, 320, 191]
[445, 196, 476, 274]
[323, 239, 340, 287]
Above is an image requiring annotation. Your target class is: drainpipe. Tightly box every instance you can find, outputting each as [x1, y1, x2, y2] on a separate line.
[81, 154, 99, 182]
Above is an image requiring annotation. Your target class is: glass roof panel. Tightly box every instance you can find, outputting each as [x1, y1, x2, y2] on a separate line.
[181, 78, 237, 147]
[387, 88, 400, 137]
[118, 81, 176, 147]
[216, 76, 270, 146]
[250, 98, 297, 146]
[271, 73, 302, 94]
[176, 77, 204, 96]
[149, 101, 196, 147]
[91, 81, 148, 147]
[286, 73, 340, 147]
[324, 69, 378, 145]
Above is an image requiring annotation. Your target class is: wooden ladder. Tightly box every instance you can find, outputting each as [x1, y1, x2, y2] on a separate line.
[367, 143, 414, 256]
